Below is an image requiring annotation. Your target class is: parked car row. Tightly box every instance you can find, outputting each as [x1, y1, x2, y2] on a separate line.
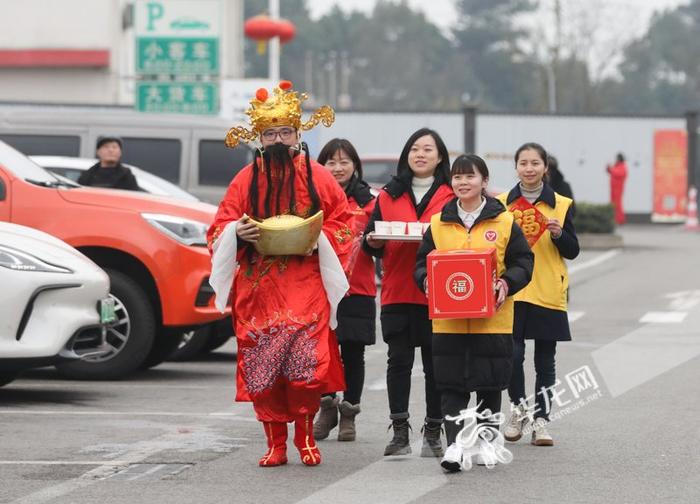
[0, 141, 232, 385]
[0, 132, 435, 386]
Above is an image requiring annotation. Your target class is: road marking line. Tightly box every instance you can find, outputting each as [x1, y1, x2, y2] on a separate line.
[0, 410, 255, 421]
[9, 426, 233, 504]
[367, 378, 386, 391]
[294, 439, 446, 504]
[569, 311, 585, 322]
[567, 341, 602, 348]
[5, 383, 228, 390]
[568, 249, 620, 275]
[0, 460, 130, 466]
[639, 311, 688, 324]
[592, 308, 700, 398]
[664, 290, 700, 311]
[125, 463, 166, 481]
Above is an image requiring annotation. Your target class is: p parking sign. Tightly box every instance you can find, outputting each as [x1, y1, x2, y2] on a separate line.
[134, 0, 222, 114]
[135, 0, 221, 76]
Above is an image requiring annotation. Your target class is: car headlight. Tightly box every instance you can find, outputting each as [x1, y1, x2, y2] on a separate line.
[0, 245, 72, 273]
[142, 213, 208, 247]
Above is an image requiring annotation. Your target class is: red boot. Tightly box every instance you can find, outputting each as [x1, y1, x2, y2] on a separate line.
[259, 422, 288, 467]
[294, 414, 322, 466]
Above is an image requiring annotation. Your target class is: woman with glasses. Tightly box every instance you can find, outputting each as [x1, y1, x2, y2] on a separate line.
[313, 138, 377, 442]
[208, 81, 354, 467]
[363, 128, 455, 457]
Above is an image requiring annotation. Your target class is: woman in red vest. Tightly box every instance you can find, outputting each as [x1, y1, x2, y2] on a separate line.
[363, 128, 455, 457]
[314, 139, 377, 442]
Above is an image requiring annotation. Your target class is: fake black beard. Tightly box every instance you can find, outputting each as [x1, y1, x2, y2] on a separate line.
[262, 142, 294, 171]
[258, 142, 297, 218]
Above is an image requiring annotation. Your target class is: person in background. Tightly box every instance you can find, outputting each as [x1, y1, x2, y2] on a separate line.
[78, 137, 139, 191]
[314, 139, 377, 442]
[414, 154, 533, 472]
[497, 142, 579, 448]
[546, 155, 574, 202]
[606, 153, 628, 225]
[363, 128, 455, 458]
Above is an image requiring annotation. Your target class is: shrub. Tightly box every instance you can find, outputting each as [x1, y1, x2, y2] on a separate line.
[573, 202, 615, 234]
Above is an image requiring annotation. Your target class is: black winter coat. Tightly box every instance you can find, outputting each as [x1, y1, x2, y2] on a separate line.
[78, 163, 140, 191]
[414, 196, 534, 393]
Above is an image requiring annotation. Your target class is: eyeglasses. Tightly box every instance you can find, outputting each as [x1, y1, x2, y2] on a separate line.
[262, 127, 296, 141]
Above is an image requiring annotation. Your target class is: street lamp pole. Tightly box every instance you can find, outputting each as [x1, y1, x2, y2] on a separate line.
[268, 0, 280, 82]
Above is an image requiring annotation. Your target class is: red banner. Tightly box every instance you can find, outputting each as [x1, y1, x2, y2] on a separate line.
[653, 130, 687, 222]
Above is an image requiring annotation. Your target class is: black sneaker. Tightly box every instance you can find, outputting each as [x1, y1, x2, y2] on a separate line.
[420, 421, 444, 457]
[383, 419, 411, 456]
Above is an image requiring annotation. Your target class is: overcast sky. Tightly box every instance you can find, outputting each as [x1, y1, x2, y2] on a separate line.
[307, 0, 689, 38]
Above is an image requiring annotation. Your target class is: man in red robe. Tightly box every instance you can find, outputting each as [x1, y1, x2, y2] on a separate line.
[207, 81, 354, 467]
[607, 153, 628, 225]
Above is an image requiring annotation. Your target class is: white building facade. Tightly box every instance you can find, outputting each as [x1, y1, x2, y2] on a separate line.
[0, 0, 244, 105]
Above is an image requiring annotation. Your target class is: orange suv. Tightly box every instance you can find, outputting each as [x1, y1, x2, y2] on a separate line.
[0, 140, 228, 379]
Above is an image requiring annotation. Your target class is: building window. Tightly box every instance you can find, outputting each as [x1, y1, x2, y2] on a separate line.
[120, 138, 181, 183]
[0, 134, 80, 156]
[198, 140, 253, 186]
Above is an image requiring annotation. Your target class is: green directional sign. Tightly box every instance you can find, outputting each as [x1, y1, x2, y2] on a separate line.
[136, 82, 219, 115]
[134, 0, 222, 114]
[136, 37, 218, 75]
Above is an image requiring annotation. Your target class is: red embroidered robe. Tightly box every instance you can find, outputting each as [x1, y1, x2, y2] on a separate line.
[207, 154, 354, 421]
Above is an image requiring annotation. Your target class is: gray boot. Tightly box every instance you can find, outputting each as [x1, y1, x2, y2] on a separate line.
[313, 396, 339, 440]
[420, 419, 444, 457]
[337, 401, 361, 442]
[383, 419, 412, 456]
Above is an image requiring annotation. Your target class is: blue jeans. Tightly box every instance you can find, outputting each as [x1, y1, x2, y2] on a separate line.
[508, 338, 557, 421]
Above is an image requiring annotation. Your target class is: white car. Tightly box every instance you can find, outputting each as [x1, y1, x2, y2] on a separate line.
[0, 222, 112, 387]
[30, 156, 199, 202]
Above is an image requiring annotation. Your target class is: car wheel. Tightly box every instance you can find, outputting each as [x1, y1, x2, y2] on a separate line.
[168, 326, 212, 361]
[0, 372, 18, 387]
[56, 269, 156, 380]
[140, 329, 185, 369]
[202, 317, 234, 353]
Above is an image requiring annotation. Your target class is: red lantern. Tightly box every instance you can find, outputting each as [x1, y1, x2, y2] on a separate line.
[277, 19, 296, 44]
[244, 15, 279, 55]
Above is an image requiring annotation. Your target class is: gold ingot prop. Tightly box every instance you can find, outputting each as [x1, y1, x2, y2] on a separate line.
[250, 211, 324, 256]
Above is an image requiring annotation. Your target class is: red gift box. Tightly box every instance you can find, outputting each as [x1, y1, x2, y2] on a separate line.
[427, 248, 497, 319]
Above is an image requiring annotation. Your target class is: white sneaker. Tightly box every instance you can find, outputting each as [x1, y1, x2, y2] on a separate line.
[440, 443, 464, 473]
[531, 417, 554, 446]
[503, 404, 530, 442]
[474, 438, 495, 466]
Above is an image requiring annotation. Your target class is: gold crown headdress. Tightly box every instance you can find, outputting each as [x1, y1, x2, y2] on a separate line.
[224, 80, 335, 148]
